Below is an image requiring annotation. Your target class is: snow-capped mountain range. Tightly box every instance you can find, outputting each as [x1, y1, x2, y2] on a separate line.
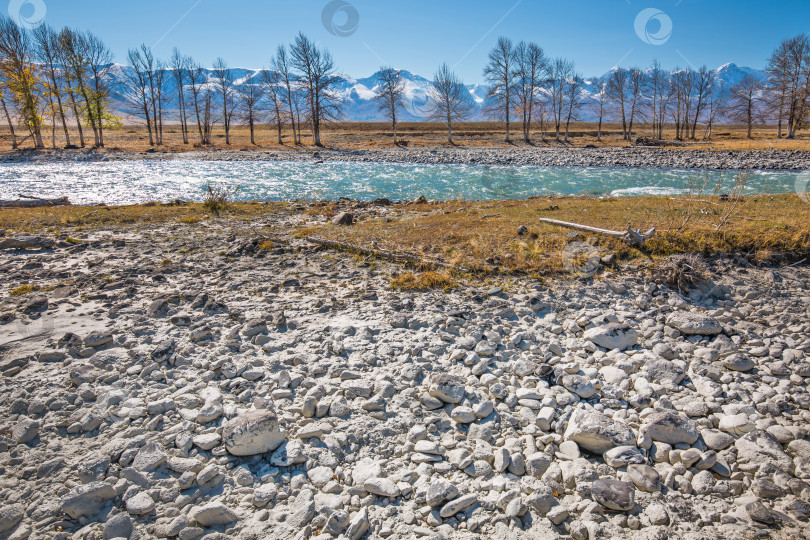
[102, 62, 766, 123]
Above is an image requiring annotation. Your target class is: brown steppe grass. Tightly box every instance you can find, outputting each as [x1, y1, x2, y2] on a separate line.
[2, 194, 809, 289]
[2, 122, 810, 154]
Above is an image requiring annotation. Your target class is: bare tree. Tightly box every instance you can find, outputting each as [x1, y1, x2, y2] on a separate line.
[513, 41, 547, 142]
[261, 69, 284, 144]
[126, 47, 155, 146]
[272, 45, 300, 145]
[240, 75, 264, 145]
[428, 62, 473, 144]
[187, 63, 207, 144]
[563, 73, 582, 142]
[703, 80, 726, 140]
[170, 48, 190, 144]
[766, 34, 810, 138]
[647, 60, 669, 138]
[375, 66, 405, 145]
[606, 67, 629, 141]
[589, 78, 608, 142]
[289, 32, 342, 146]
[212, 57, 235, 145]
[690, 65, 715, 139]
[84, 31, 113, 147]
[670, 68, 696, 140]
[33, 24, 71, 147]
[626, 67, 646, 141]
[728, 75, 763, 138]
[483, 37, 516, 142]
[56, 28, 86, 147]
[0, 16, 44, 147]
[549, 58, 574, 140]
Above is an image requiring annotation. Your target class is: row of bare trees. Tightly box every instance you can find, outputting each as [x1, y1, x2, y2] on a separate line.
[0, 16, 114, 149]
[473, 34, 810, 143]
[123, 32, 342, 148]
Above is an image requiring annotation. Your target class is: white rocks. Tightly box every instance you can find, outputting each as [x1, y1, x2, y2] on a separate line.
[583, 323, 637, 351]
[125, 492, 155, 515]
[0, 505, 23, 534]
[525, 452, 552, 478]
[591, 479, 635, 511]
[627, 464, 661, 492]
[735, 430, 794, 473]
[561, 375, 596, 399]
[563, 409, 636, 453]
[640, 411, 698, 445]
[253, 484, 277, 508]
[189, 502, 238, 526]
[718, 413, 755, 435]
[722, 353, 755, 372]
[351, 458, 382, 486]
[666, 312, 722, 335]
[428, 374, 465, 404]
[346, 508, 369, 540]
[11, 417, 39, 444]
[701, 429, 735, 450]
[192, 433, 221, 450]
[222, 410, 285, 456]
[61, 482, 118, 519]
[603, 446, 646, 468]
[132, 442, 167, 472]
[363, 477, 400, 498]
[450, 406, 476, 423]
[439, 494, 478, 518]
[426, 480, 459, 507]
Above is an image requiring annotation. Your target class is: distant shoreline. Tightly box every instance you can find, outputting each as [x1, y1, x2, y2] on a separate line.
[2, 146, 810, 170]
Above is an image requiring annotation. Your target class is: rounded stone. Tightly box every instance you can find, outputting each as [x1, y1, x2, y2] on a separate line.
[223, 410, 286, 456]
[591, 478, 635, 511]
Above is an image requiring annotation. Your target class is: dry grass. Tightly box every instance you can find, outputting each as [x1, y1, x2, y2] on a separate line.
[9, 285, 35, 296]
[2, 194, 809, 289]
[309, 194, 810, 278]
[0, 201, 289, 232]
[2, 122, 810, 154]
[391, 271, 457, 291]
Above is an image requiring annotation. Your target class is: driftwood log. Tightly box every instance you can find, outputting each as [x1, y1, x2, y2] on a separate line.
[0, 236, 55, 250]
[538, 217, 656, 246]
[0, 195, 71, 208]
[305, 237, 460, 271]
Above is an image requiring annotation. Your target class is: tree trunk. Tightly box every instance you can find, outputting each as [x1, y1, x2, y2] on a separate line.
[249, 117, 255, 145]
[0, 95, 17, 149]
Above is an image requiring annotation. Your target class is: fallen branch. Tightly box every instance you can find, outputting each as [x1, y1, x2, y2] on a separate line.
[0, 196, 71, 208]
[0, 236, 55, 250]
[305, 236, 462, 271]
[538, 217, 655, 246]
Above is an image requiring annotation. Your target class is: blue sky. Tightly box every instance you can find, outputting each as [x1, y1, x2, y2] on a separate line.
[24, 0, 810, 81]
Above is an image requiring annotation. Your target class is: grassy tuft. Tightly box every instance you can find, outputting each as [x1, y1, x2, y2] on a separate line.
[391, 271, 457, 291]
[9, 285, 36, 296]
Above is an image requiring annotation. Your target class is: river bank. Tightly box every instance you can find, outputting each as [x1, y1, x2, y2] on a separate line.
[1, 209, 809, 539]
[3, 146, 810, 171]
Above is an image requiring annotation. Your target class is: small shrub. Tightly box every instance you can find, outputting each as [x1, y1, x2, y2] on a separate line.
[179, 217, 201, 224]
[259, 240, 274, 251]
[203, 182, 239, 216]
[391, 271, 457, 291]
[65, 237, 82, 244]
[10, 285, 35, 296]
[658, 254, 707, 291]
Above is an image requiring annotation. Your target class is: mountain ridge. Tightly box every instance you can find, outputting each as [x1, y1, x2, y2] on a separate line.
[102, 63, 767, 123]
